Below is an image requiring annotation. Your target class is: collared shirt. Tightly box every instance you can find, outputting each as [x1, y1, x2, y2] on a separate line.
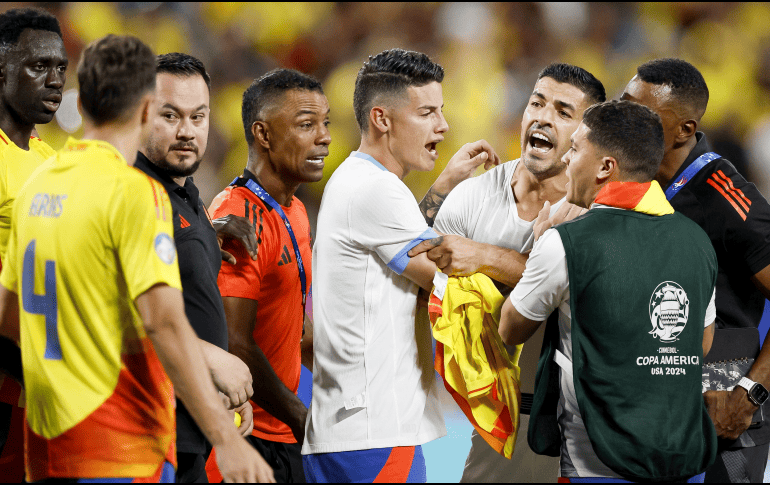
[664, 133, 770, 331]
[211, 168, 311, 443]
[134, 152, 227, 455]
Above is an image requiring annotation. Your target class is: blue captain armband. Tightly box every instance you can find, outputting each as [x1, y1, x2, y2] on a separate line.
[386, 228, 439, 275]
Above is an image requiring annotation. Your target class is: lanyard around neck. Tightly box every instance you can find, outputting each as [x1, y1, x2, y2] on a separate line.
[664, 152, 720, 201]
[230, 176, 307, 311]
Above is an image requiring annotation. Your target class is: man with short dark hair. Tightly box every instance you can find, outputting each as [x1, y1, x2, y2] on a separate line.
[303, 48, 499, 483]
[0, 7, 66, 481]
[408, 62, 603, 483]
[499, 100, 718, 482]
[135, 52, 259, 483]
[0, 34, 273, 483]
[207, 68, 329, 483]
[622, 58, 770, 483]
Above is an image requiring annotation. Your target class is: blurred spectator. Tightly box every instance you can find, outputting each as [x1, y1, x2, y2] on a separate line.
[12, 2, 770, 229]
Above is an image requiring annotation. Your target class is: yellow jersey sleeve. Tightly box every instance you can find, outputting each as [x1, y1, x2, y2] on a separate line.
[0, 208, 19, 293]
[109, 172, 182, 300]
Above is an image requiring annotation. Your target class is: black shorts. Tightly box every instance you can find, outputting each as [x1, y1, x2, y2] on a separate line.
[247, 435, 305, 483]
[177, 448, 211, 483]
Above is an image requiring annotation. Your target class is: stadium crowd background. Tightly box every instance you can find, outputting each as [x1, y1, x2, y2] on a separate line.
[8, 1, 770, 232]
[4, 2, 770, 482]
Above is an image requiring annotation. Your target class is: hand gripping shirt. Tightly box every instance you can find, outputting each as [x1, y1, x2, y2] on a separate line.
[0, 138, 181, 481]
[210, 169, 311, 443]
[303, 151, 446, 454]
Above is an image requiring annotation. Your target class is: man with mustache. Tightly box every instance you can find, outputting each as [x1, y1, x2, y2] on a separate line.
[409, 63, 603, 482]
[134, 52, 259, 483]
[207, 68, 330, 483]
[0, 7, 67, 481]
[0, 33, 274, 483]
[498, 99, 718, 482]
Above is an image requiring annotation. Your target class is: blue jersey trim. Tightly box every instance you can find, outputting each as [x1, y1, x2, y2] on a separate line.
[387, 228, 439, 275]
[351, 151, 388, 171]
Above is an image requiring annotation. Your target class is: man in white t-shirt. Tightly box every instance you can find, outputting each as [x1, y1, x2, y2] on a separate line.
[499, 100, 717, 481]
[302, 48, 500, 483]
[409, 64, 606, 482]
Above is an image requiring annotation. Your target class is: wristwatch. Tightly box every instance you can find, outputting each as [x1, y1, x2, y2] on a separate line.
[737, 377, 770, 406]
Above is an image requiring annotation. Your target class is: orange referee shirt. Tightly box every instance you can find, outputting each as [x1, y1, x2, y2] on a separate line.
[210, 169, 311, 443]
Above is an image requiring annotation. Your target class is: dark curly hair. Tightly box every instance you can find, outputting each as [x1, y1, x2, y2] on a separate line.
[353, 48, 444, 131]
[77, 35, 156, 126]
[0, 7, 61, 54]
[636, 58, 709, 118]
[241, 68, 324, 144]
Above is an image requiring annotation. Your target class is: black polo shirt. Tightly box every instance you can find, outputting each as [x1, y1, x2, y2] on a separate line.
[664, 132, 770, 331]
[134, 152, 228, 455]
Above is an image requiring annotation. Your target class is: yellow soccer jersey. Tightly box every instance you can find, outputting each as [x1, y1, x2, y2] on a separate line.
[0, 128, 55, 262]
[0, 137, 181, 480]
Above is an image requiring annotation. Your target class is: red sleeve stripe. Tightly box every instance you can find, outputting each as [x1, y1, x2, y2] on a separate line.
[0, 133, 7, 145]
[146, 177, 161, 219]
[159, 186, 168, 222]
[715, 170, 752, 206]
[711, 173, 750, 213]
[707, 178, 747, 220]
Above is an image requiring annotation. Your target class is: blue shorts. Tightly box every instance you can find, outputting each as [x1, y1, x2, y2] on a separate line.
[303, 445, 426, 483]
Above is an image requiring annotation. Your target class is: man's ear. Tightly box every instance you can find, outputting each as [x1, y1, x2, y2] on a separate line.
[677, 118, 698, 145]
[140, 92, 154, 125]
[368, 106, 390, 135]
[253, 121, 270, 150]
[597, 155, 618, 184]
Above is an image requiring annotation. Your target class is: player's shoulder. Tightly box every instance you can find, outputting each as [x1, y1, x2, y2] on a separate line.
[29, 136, 55, 159]
[210, 184, 269, 217]
[457, 158, 518, 195]
[109, 165, 170, 210]
[444, 159, 518, 210]
[689, 156, 767, 221]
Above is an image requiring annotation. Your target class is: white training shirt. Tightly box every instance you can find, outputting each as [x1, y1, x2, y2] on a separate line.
[511, 206, 716, 478]
[303, 151, 446, 454]
[434, 159, 566, 395]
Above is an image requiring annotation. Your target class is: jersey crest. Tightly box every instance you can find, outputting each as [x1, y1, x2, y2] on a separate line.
[649, 282, 689, 343]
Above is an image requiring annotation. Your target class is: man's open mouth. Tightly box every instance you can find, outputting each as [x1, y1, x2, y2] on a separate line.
[529, 132, 554, 153]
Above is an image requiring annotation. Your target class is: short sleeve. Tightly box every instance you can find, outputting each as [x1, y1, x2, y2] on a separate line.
[510, 228, 569, 321]
[109, 174, 182, 300]
[434, 178, 474, 237]
[212, 189, 277, 300]
[704, 289, 716, 327]
[350, 175, 437, 275]
[0, 207, 19, 292]
[702, 163, 770, 275]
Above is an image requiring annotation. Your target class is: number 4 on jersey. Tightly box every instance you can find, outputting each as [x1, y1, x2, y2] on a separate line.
[22, 240, 62, 360]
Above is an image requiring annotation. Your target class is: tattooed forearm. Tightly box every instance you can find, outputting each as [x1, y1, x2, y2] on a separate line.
[419, 187, 448, 226]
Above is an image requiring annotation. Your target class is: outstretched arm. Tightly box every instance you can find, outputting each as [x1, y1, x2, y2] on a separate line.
[408, 235, 529, 288]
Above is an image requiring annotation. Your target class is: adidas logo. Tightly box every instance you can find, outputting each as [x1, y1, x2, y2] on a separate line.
[277, 245, 292, 266]
[179, 215, 191, 228]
